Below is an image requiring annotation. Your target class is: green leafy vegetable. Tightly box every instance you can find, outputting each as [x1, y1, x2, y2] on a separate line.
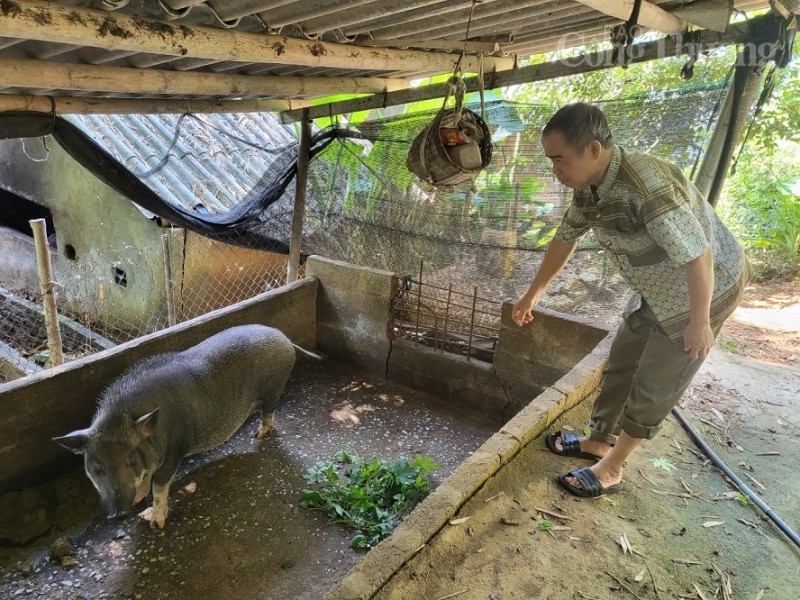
[299, 451, 439, 549]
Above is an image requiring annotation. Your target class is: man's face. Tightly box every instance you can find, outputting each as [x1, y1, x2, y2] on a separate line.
[542, 131, 600, 189]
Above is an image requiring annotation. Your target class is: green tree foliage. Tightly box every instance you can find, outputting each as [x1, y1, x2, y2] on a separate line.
[511, 42, 734, 109]
[721, 141, 800, 277]
[722, 49, 799, 277]
[740, 62, 800, 150]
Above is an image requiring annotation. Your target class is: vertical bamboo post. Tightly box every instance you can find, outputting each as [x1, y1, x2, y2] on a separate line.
[161, 233, 177, 327]
[30, 218, 64, 367]
[414, 260, 424, 345]
[288, 107, 312, 283]
[442, 283, 453, 354]
[467, 286, 478, 362]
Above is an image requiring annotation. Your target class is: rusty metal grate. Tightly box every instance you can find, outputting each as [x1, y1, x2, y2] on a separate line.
[392, 265, 502, 363]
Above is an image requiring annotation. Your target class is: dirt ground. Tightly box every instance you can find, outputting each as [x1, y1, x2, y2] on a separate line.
[375, 277, 800, 600]
[1, 277, 798, 600]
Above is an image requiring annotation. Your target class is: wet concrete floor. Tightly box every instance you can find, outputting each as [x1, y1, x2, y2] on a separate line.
[0, 357, 500, 600]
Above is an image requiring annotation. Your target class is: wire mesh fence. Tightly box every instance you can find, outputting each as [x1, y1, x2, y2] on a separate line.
[0, 234, 289, 386]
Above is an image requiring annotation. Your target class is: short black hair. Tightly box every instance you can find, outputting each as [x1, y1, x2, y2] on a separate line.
[542, 103, 613, 152]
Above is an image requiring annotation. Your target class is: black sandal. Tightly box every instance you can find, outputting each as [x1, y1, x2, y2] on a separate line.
[557, 466, 624, 498]
[545, 431, 604, 461]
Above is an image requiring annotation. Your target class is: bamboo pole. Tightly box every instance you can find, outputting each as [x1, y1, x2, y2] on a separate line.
[693, 78, 736, 200]
[0, 95, 311, 115]
[352, 38, 501, 53]
[29, 219, 64, 367]
[0, 58, 410, 99]
[571, 0, 686, 33]
[287, 108, 312, 283]
[161, 233, 177, 327]
[1, 0, 512, 75]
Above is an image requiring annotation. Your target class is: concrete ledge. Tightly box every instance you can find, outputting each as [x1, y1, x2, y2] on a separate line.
[0, 286, 117, 353]
[324, 322, 612, 600]
[0, 340, 42, 380]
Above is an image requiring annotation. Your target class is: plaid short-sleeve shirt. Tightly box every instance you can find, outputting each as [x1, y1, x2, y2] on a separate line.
[554, 145, 751, 345]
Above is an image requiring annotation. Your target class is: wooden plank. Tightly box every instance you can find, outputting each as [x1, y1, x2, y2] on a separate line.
[281, 20, 754, 122]
[571, 0, 685, 33]
[0, 95, 311, 115]
[352, 38, 501, 53]
[0, 0, 513, 76]
[0, 58, 410, 99]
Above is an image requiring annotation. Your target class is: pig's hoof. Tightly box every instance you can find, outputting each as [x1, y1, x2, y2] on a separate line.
[256, 414, 275, 439]
[255, 424, 273, 439]
[139, 507, 167, 529]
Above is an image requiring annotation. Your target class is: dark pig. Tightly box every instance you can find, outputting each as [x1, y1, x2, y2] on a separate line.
[54, 324, 314, 529]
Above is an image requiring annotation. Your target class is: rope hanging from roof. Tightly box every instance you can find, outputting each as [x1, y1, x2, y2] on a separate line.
[406, 0, 493, 187]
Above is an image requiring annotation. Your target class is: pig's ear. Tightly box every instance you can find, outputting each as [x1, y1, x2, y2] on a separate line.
[53, 429, 90, 454]
[134, 408, 160, 439]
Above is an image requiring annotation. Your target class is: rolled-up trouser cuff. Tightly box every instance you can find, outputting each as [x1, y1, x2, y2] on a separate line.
[619, 414, 662, 440]
[588, 428, 619, 445]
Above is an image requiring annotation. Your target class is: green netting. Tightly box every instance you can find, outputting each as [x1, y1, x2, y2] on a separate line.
[2, 80, 729, 330]
[302, 82, 729, 319]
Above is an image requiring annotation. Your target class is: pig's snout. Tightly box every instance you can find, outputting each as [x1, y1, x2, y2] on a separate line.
[98, 489, 135, 520]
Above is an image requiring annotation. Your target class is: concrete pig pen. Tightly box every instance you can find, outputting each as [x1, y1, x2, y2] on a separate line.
[0, 256, 612, 600]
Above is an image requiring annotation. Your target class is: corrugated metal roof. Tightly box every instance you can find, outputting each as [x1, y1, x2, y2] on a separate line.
[66, 112, 298, 215]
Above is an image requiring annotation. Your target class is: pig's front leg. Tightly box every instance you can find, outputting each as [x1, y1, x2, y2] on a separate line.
[255, 411, 275, 439]
[144, 461, 179, 529]
[149, 481, 171, 529]
[134, 473, 153, 505]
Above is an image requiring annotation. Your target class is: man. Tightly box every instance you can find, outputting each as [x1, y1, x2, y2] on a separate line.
[512, 102, 750, 497]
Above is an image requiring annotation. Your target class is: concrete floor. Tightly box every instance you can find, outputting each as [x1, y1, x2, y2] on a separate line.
[0, 357, 499, 600]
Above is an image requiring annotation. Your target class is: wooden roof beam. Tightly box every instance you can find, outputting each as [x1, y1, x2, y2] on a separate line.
[1, 0, 514, 76]
[351, 38, 502, 54]
[282, 19, 756, 122]
[0, 95, 311, 115]
[571, 0, 687, 33]
[0, 58, 409, 99]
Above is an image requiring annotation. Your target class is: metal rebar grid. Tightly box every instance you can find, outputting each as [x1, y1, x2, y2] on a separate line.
[392, 271, 501, 363]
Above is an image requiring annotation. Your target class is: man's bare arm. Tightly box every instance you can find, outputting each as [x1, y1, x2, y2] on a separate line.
[684, 248, 715, 359]
[512, 238, 578, 326]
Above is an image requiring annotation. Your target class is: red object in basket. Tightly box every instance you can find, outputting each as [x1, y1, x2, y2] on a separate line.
[439, 127, 466, 146]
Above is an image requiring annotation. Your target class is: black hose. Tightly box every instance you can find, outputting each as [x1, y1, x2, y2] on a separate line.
[671, 407, 800, 549]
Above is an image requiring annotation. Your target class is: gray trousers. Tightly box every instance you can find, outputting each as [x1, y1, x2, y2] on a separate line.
[588, 301, 721, 443]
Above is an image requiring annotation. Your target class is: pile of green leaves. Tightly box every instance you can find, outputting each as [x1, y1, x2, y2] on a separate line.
[299, 450, 439, 549]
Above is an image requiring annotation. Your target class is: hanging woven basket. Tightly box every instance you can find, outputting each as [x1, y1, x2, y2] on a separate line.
[406, 78, 493, 187]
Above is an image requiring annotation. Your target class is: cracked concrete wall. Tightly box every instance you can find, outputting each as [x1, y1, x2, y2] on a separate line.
[305, 256, 397, 376]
